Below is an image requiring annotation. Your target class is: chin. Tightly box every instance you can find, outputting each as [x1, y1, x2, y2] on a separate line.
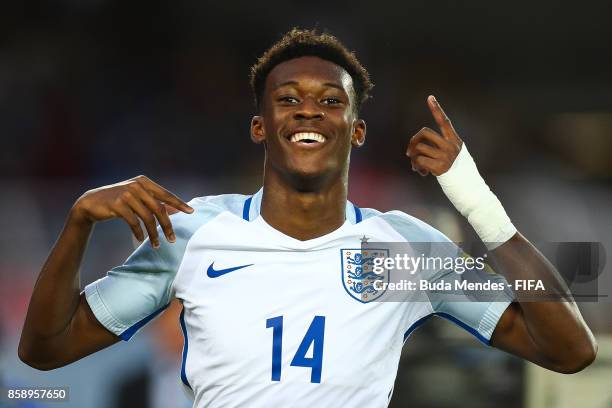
[285, 165, 334, 192]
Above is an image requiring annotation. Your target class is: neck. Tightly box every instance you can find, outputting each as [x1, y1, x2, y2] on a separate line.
[260, 169, 348, 241]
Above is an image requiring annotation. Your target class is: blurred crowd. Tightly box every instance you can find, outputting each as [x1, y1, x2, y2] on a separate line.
[1, 1, 611, 407]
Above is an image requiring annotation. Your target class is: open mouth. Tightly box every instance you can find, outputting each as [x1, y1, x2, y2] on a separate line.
[288, 132, 326, 145]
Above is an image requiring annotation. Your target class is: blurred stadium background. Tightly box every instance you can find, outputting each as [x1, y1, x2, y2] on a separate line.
[1, 1, 611, 407]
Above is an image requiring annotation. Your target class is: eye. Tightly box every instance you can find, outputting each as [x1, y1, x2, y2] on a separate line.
[321, 97, 342, 105]
[278, 96, 300, 104]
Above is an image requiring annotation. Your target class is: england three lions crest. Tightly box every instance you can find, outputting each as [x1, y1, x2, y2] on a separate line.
[341, 249, 390, 303]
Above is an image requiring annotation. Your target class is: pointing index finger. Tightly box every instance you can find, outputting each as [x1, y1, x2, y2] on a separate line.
[156, 188, 194, 214]
[427, 95, 456, 140]
[141, 178, 194, 213]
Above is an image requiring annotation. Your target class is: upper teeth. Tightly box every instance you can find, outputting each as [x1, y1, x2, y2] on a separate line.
[290, 132, 325, 143]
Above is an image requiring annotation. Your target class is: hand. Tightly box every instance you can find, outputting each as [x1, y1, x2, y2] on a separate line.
[406, 95, 463, 176]
[70, 175, 194, 248]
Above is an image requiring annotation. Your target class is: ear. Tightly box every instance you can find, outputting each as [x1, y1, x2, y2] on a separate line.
[251, 116, 266, 144]
[351, 118, 366, 147]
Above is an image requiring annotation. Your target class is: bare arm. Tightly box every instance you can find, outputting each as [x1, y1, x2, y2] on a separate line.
[19, 175, 193, 370]
[407, 96, 597, 373]
[488, 233, 597, 373]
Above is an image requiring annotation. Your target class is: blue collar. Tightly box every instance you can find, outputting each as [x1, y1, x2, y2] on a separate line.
[242, 188, 362, 224]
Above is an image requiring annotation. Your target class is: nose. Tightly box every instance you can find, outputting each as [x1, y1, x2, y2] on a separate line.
[293, 97, 324, 121]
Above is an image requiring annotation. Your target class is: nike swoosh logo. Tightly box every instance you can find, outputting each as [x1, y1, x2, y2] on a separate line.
[207, 262, 253, 278]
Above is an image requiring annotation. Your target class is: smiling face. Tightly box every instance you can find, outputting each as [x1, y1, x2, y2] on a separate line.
[251, 56, 366, 191]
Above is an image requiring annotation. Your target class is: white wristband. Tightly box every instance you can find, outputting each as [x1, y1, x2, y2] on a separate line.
[436, 144, 516, 249]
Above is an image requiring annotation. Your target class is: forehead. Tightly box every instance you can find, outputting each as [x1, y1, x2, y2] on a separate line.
[265, 56, 354, 96]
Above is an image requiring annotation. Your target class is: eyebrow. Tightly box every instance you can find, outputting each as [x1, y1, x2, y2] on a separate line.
[274, 80, 347, 93]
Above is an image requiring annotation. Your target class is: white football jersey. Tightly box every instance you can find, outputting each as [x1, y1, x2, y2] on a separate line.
[84, 188, 512, 407]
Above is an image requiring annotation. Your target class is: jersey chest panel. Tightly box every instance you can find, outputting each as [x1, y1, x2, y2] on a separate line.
[173, 213, 412, 404]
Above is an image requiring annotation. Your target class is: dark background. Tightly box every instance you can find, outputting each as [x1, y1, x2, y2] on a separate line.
[1, 1, 611, 407]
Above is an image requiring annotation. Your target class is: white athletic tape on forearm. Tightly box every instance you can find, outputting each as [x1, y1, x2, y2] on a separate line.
[436, 144, 516, 249]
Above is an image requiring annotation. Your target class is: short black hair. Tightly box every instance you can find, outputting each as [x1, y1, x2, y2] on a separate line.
[250, 28, 373, 113]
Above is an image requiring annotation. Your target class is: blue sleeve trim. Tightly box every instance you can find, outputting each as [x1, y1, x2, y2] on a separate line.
[354, 204, 363, 224]
[402, 312, 490, 346]
[118, 303, 170, 341]
[179, 307, 192, 389]
[242, 196, 253, 221]
[437, 312, 490, 345]
[403, 314, 433, 342]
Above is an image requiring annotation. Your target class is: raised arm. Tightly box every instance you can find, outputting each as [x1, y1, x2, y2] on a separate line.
[18, 175, 193, 370]
[488, 233, 596, 373]
[406, 96, 597, 373]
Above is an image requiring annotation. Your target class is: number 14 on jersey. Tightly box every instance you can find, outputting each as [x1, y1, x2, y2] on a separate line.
[266, 315, 326, 383]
